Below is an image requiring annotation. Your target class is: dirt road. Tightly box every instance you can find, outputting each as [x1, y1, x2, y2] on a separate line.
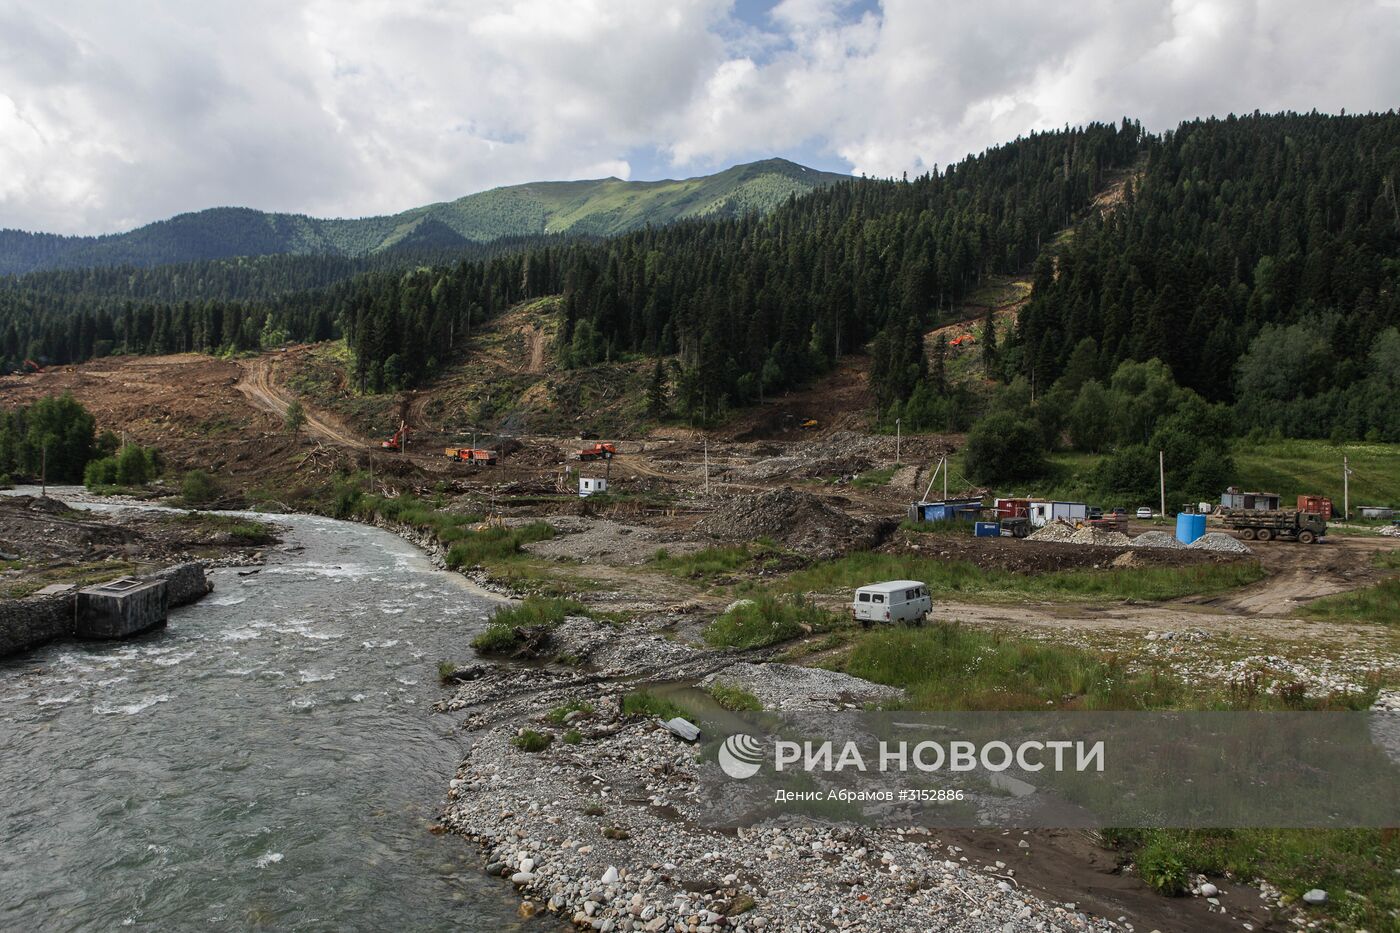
[235, 355, 368, 450]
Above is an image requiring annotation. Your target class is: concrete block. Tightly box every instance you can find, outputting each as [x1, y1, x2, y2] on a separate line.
[76, 577, 168, 639]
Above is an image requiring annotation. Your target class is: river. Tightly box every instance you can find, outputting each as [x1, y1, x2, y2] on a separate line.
[0, 492, 531, 931]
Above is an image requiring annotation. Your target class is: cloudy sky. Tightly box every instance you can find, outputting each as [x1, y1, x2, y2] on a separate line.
[3, 0, 1398, 235]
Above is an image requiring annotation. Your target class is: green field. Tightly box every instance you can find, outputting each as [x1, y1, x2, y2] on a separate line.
[946, 439, 1400, 511]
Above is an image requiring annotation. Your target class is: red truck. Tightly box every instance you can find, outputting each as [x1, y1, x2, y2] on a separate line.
[444, 447, 497, 466]
[578, 442, 617, 461]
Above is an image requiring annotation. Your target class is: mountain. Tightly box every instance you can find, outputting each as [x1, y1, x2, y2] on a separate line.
[0, 159, 849, 275]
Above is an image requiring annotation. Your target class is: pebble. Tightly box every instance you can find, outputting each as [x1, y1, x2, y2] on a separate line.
[1302, 888, 1328, 905]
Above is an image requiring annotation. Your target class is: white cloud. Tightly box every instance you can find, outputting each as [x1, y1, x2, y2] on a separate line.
[0, 0, 1396, 234]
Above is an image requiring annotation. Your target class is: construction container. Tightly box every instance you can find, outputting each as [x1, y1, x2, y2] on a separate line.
[1028, 501, 1087, 528]
[579, 477, 608, 498]
[1175, 513, 1206, 545]
[974, 521, 1001, 537]
[1220, 488, 1280, 511]
[908, 499, 983, 523]
[1296, 495, 1333, 519]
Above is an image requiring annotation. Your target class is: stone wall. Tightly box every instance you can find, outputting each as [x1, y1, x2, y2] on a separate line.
[0, 593, 75, 658]
[153, 562, 212, 607]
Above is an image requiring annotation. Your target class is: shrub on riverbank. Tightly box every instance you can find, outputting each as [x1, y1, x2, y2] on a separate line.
[702, 594, 844, 649]
[471, 597, 587, 656]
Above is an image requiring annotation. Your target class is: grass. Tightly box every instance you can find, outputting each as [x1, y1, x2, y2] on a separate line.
[1109, 828, 1400, 929]
[169, 511, 277, 545]
[2, 560, 141, 599]
[650, 540, 786, 579]
[702, 594, 846, 649]
[708, 681, 763, 711]
[546, 699, 594, 723]
[983, 438, 1400, 510]
[776, 552, 1266, 604]
[620, 690, 689, 721]
[849, 466, 897, 488]
[1299, 577, 1400, 626]
[835, 622, 1184, 710]
[512, 729, 553, 752]
[471, 596, 588, 654]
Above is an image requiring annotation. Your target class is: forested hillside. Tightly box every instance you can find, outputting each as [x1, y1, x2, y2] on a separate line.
[1016, 112, 1400, 440]
[4, 112, 1396, 454]
[0, 159, 845, 275]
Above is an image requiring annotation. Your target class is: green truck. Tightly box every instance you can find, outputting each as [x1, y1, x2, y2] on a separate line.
[1219, 509, 1326, 543]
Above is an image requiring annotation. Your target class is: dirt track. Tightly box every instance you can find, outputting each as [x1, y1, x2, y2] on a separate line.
[236, 355, 368, 450]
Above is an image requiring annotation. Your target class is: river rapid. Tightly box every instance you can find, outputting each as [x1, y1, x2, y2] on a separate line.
[0, 493, 532, 931]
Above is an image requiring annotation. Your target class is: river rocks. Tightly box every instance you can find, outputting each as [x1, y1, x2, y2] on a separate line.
[1302, 888, 1328, 905]
[441, 620, 1123, 932]
[1197, 882, 1218, 897]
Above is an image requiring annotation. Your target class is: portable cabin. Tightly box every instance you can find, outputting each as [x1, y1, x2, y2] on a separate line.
[1359, 506, 1395, 520]
[851, 580, 932, 626]
[994, 497, 1031, 519]
[1220, 488, 1280, 511]
[1027, 501, 1088, 528]
[907, 498, 983, 524]
[579, 477, 608, 498]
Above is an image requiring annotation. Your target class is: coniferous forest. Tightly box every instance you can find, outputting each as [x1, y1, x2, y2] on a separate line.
[2, 112, 1397, 443]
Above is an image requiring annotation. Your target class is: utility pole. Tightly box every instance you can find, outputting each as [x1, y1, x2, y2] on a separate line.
[895, 418, 901, 465]
[703, 437, 710, 496]
[1343, 455, 1351, 521]
[40, 441, 48, 498]
[1158, 449, 1166, 519]
[943, 455, 948, 502]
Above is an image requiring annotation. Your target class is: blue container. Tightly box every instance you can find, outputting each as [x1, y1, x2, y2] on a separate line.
[974, 521, 1001, 538]
[1175, 512, 1206, 544]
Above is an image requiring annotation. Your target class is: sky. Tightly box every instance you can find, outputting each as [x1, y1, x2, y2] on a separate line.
[2, 0, 1399, 236]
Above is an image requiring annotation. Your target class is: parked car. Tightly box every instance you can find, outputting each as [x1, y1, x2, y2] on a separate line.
[1087, 506, 1104, 520]
[852, 581, 931, 627]
[1111, 507, 1127, 517]
[1136, 507, 1153, 519]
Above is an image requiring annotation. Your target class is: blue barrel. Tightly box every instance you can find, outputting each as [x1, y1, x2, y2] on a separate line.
[1175, 512, 1206, 544]
[974, 521, 1001, 537]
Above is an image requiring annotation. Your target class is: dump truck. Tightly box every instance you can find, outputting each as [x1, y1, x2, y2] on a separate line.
[578, 442, 617, 461]
[1219, 509, 1326, 544]
[444, 447, 497, 466]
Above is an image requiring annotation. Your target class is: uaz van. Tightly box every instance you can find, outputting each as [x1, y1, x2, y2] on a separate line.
[852, 580, 932, 627]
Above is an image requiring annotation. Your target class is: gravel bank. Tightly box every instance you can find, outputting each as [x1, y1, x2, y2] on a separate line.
[438, 618, 1123, 932]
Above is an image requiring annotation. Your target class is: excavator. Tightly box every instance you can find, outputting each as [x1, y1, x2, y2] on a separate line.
[21, 359, 43, 374]
[577, 442, 617, 461]
[381, 421, 410, 452]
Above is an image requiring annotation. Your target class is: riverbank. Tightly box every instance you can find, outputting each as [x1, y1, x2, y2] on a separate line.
[0, 491, 283, 657]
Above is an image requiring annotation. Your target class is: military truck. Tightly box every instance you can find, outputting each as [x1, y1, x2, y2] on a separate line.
[1219, 509, 1326, 544]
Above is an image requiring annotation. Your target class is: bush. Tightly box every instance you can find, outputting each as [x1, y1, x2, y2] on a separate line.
[1137, 839, 1189, 895]
[83, 456, 120, 488]
[512, 729, 553, 752]
[562, 729, 582, 745]
[180, 469, 221, 506]
[115, 444, 159, 485]
[702, 594, 843, 649]
[964, 412, 1046, 485]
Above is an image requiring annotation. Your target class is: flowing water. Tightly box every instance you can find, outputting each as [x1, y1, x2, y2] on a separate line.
[0, 493, 532, 931]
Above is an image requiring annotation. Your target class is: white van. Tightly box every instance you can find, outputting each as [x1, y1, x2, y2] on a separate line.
[852, 580, 932, 627]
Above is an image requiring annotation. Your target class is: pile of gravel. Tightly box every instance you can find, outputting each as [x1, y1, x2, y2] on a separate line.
[1130, 531, 1188, 549]
[1188, 532, 1253, 554]
[695, 488, 879, 558]
[700, 662, 902, 712]
[1027, 521, 1077, 543]
[1069, 526, 1131, 546]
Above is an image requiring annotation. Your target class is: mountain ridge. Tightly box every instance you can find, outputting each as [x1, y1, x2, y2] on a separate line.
[0, 158, 849, 275]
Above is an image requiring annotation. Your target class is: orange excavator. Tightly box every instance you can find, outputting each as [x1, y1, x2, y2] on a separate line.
[381, 421, 410, 452]
[21, 359, 43, 374]
[578, 442, 617, 461]
[948, 333, 975, 348]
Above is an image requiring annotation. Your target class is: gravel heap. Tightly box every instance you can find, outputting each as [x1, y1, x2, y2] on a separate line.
[1068, 526, 1131, 546]
[1188, 532, 1253, 554]
[1129, 531, 1187, 549]
[1026, 521, 1077, 543]
[695, 488, 881, 559]
[440, 620, 1124, 932]
[700, 662, 902, 711]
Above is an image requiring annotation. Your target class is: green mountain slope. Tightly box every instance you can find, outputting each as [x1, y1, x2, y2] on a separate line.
[0, 159, 848, 275]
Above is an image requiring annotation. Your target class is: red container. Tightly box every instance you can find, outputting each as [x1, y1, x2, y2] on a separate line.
[1297, 495, 1333, 519]
[995, 498, 1030, 519]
